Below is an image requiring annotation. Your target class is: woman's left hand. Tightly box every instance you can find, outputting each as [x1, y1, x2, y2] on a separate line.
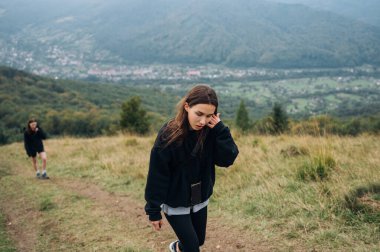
[207, 113, 221, 129]
[151, 220, 163, 231]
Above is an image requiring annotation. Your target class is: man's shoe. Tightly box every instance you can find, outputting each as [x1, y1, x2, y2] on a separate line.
[36, 171, 41, 179]
[41, 173, 49, 179]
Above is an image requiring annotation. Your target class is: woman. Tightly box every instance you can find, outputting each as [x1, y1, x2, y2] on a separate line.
[24, 119, 49, 179]
[144, 85, 239, 252]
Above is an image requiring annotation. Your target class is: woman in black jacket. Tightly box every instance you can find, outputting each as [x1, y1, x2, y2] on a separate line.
[24, 119, 49, 179]
[145, 85, 239, 252]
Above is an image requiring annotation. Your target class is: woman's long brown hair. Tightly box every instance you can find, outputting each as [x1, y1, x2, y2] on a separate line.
[162, 85, 218, 154]
[26, 118, 37, 134]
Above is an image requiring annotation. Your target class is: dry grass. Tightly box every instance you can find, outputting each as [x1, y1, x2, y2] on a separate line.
[0, 133, 379, 251]
[218, 134, 380, 250]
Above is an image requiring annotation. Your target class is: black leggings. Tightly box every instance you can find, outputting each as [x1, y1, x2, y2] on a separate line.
[165, 206, 207, 252]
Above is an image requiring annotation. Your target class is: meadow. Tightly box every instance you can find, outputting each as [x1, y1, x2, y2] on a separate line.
[0, 132, 379, 251]
[213, 77, 380, 118]
[158, 76, 380, 120]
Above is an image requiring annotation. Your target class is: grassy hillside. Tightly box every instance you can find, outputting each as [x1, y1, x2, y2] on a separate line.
[0, 133, 379, 251]
[0, 67, 177, 143]
[1, 66, 380, 144]
[0, 213, 16, 252]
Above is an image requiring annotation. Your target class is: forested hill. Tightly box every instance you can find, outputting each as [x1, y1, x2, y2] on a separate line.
[1, 66, 380, 144]
[0, 67, 176, 143]
[267, 0, 380, 27]
[1, 0, 380, 69]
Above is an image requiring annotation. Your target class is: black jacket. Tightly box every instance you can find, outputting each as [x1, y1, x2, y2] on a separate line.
[144, 121, 239, 221]
[24, 127, 47, 155]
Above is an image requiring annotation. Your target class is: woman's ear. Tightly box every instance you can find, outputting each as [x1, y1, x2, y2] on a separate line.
[184, 102, 190, 112]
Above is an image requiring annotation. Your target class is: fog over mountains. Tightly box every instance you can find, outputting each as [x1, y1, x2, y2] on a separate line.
[1, 0, 380, 70]
[267, 0, 380, 27]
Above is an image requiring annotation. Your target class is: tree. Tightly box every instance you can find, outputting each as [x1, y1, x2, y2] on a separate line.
[0, 125, 8, 145]
[235, 100, 250, 132]
[120, 96, 150, 134]
[344, 119, 361, 136]
[271, 103, 289, 135]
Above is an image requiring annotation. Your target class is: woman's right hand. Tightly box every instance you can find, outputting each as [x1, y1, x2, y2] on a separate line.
[151, 219, 163, 231]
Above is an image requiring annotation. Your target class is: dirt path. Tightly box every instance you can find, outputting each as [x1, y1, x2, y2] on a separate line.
[2, 169, 274, 251]
[52, 178, 273, 252]
[0, 175, 42, 252]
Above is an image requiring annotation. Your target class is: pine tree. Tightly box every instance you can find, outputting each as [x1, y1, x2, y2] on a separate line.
[271, 103, 288, 134]
[120, 96, 150, 134]
[236, 100, 250, 132]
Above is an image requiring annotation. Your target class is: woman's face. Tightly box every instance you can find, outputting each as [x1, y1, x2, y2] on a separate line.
[185, 103, 216, 130]
[29, 122, 37, 131]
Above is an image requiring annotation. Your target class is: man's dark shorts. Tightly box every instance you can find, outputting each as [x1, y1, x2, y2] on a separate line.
[27, 148, 44, 158]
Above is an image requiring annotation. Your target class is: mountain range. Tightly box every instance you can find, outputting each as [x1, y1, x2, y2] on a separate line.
[267, 0, 380, 27]
[1, 0, 380, 69]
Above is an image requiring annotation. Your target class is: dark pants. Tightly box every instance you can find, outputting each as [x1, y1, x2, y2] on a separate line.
[165, 206, 207, 252]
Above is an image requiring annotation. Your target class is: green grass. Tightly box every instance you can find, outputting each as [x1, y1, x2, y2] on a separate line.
[0, 213, 16, 252]
[336, 93, 362, 101]
[0, 134, 379, 250]
[210, 134, 380, 250]
[39, 196, 57, 212]
[0, 170, 152, 251]
[297, 155, 336, 181]
[221, 77, 380, 118]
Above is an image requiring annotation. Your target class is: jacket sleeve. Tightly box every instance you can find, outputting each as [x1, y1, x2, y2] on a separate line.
[24, 132, 30, 154]
[144, 145, 171, 221]
[37, 127, 47, 140]
[212, 121, 239, 167]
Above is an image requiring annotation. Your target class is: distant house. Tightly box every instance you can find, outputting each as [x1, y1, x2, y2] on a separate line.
[186, 70, 201, 77]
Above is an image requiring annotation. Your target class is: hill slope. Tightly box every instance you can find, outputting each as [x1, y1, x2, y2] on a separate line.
[1, 0, 380, 69]
[0, 67, 176, 142]
[1, 66, 380, 144]
[0, 134, 379, 251]
[267, 0, 380, 27]
[104, 0, 380, 68]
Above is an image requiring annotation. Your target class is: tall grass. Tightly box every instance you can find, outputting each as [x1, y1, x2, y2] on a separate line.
[0, 132, 379, 250]
[211, 133, 379, 250]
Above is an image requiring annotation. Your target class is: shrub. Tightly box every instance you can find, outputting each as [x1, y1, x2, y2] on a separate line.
[252, 117, 275, 135]
[120, 96, 150, 135]
[344, 183, 380, 222]
[297, 155, 336, 182]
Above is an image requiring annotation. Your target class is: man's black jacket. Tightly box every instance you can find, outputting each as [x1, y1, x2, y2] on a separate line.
[24, 127, 47, 155]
